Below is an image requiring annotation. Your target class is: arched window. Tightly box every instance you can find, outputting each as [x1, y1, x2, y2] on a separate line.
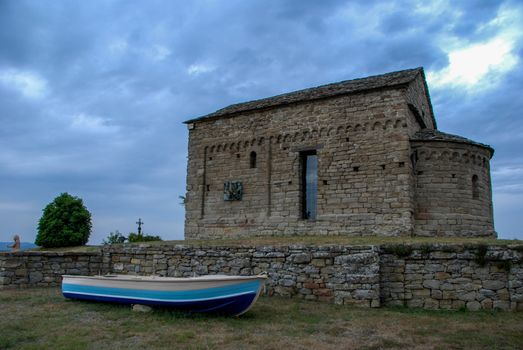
[472, 175, 479, 199]
[250, 151, 257, 169]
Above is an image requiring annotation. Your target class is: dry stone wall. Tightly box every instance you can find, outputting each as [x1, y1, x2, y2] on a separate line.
[2, 243, 521, 311]
[380, 244, 523, 311]
[105, 244, 381, 307]
[0, 252, 103, 289]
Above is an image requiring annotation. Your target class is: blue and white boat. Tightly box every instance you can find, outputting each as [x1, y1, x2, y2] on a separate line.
[62, 273, 267, 316]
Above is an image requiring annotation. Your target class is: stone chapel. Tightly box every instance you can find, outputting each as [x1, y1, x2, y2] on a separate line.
[183, 67, 495, 239]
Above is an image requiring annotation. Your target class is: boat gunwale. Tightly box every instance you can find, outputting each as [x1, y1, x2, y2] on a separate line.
[62, 274, 268, 284]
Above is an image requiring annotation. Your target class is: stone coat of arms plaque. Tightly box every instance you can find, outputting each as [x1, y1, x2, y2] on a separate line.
[224, 181, 243, 201]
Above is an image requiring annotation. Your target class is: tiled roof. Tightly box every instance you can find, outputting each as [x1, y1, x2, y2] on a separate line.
[411, 129, 494, 156]
[185, 67, 426, 123]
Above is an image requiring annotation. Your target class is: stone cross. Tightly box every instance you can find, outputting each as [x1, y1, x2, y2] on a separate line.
[136, 218, 144, 235]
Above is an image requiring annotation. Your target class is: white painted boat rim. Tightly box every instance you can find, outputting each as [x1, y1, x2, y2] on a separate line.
[62, 274, 268, 283]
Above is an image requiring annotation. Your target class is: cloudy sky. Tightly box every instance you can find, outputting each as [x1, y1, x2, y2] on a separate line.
[1, 0, 522, 244]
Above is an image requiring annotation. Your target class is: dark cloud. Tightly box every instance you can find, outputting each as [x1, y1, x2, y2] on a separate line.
[1, 0, 522, 242]
[451, 1, 504, 39]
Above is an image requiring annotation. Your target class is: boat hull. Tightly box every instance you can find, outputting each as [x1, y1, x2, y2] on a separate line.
[62, 274, 266, 316]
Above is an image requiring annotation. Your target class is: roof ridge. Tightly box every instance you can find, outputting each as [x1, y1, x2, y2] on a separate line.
[218, 67, 422, 110]
[185, 67, 424, 123]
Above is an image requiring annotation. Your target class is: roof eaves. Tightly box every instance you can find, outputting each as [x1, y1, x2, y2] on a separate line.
[411, 130, 494, 158]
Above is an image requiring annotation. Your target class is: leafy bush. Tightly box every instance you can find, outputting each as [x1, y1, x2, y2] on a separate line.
[474, 244, 489, 267]
[383, 244, 413, 258]
[102, 230, 126, 245]
[35, 193, 92, 248]
[127, 232, 162, 242]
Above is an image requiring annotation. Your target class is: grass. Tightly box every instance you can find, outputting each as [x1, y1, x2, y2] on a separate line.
[28, 236, 522, 253]
[143, 235, 523, 247]
[1, 288, 522, 349]
[28, 245, 102, 253]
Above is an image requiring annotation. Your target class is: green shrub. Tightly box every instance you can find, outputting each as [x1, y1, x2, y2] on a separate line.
[127, 232, 162, 243]
[496, 260, 512, 272]
[419, 244, 433, 256]
[474, 244, 489, 267]
[35, 193, 92, 248]
[103, 230, 126, 245]
[383, 244, 413, 258]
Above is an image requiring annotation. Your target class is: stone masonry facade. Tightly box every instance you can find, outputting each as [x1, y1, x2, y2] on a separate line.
[0, 252, 102, 289]
[184, 67, 495, 239]
[380, 244, 523, 311]
[1, 243, 522, 311]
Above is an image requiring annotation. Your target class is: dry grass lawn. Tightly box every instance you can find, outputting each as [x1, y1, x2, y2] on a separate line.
[30, 236, 523, 253]
[1, 288, 522, 349]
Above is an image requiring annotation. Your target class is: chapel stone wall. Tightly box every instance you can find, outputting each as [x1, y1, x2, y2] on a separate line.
[404, 72, 436, 131]
[184, 68, 495, 239]
[185, 87, 417, 239]
[411, 140, 495, 237]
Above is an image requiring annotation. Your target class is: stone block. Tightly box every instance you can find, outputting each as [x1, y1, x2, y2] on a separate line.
[290, 253, 311, 264]
[15, 269, 27, 277]
[313, 288, 333, 297]
[29, 271, 43, 283]
[274, 286, 294, 297]
[458, 291, 476, 302]
[423, 299, 439, 309]
[481, 299, 493, 309]
[354, 289, 372, 299]
[452, 300, 465, 309]
[298, 288, 312, 295]
[132, 304, 153, 312]
[423, 280, 440, 289]
[431, 290, 443, 300]
[478, 288, 495, 298]
[435, 272, 450, 280]
[311, 259, 326, 267]
[280, 279, 296, 287]
[493, 300, 510, 311]
[430, 252, 456, 259]
[441, 283, 454, 290]
[412, 289, 431, 297]
[482, 280, 505, 290]
[466, 301, 481, 311]
[497, 288, 510, 301]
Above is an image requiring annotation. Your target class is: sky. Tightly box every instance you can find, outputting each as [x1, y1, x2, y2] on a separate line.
[1, 0, 522, 244]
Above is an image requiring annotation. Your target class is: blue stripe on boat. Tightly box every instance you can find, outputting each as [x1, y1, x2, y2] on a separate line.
[62, 280, 261, 302]
[62, 291, 257, 315]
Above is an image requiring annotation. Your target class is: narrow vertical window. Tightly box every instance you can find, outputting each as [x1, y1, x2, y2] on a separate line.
[250, 151, 257, 168]
[472, 174, 479, 199]
[301, 151, 317, 220]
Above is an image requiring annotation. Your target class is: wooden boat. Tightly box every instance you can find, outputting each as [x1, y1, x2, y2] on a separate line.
[62, 273, 267, 316]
